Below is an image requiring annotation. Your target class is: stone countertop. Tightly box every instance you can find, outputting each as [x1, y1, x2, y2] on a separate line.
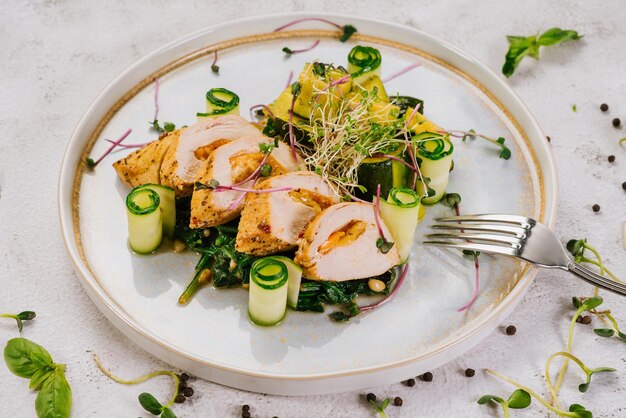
[1, 1, 625, 417]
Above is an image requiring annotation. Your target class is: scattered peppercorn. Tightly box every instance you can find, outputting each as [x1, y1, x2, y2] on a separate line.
[242, 405, 250, 412]
[394, 396, 403, 406]
[178, 382, 187, 391]
[175, 394, 186, 403]
[366, 393, 376, 402]
[405, 378, 416, 387]
[600, 103, 609, 112]
[546, 136, 551, 142]
[242, 412, 251, 418]
[180, 372, 190, 382]
[183, 386, 194, 397]
[505, 325, 517, 335]
[592, 204, 600, 213]
[465, 368, 475, 377]
[421, 372, 433, 382]
[581, 315, 592, 325]
[576, 315, 584, 324]
[613, 118, 621, 127]
[608, 155, 615, 163]
[622, 182, 626, 190]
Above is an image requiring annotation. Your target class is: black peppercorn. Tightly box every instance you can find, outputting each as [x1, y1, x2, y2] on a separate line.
[175, 394, 186, 403]
[242, 412, 251, 418]
[581, 315, 592, 325]
[405, 378, 416, 387]
[592, 204, 600, 212]
[505, 325, 517, 335]
[622, 182, 626, 190]
[394, 396, 403, 406]
[183, 386, 194, 397]
[608, 155, 616, 163]
[465, 368, 475, 377]
[546, 136, 551, 142]
[600, 103, 608, 112]
[179, 372, 190, 382]
[366, 393, 376, 402]
[613, 118, 621, 127]
[576, 315, 584, 323]
[242, 405, 250, 412]
[421, 372, 433, 382]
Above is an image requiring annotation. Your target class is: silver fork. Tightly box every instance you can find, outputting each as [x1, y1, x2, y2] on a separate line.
[423, 213, 626, 297]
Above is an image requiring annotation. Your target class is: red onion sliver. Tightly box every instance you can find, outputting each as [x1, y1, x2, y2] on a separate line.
[285, 70, 294, 89]
[90, 128, 132, 166]
[105, 139, 149, 148]
[373, 184, 386, 239]
[453, 203, 480, 312]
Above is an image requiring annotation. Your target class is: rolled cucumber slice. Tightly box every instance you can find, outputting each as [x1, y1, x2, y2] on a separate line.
[248, 258, 289, 326]
[135, 184, 175, 239]
[126, 187, 163, 254]
[347, 45, 382, 84]
[197, 88, 240, 121]
[268, 256, 303, 309]
[413, 132, 454, 205]
[379, 188, 420, 263]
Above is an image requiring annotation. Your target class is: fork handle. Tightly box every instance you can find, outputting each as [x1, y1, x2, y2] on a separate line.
[568, 262, 626, 297]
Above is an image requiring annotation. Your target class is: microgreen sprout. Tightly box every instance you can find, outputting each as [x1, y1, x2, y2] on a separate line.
[288, 81, 302, 162]
[282, 40, 320, 56]
[0, 311, 36, 332]
[85, 128, 132, 168]
[93, 354, 180, 417]
[478, 389, 531, 417]
[545, 351, 615, 396]
[368, 397, 390, 418]
[445, 130, 512, 160]
[211, 50, 219, 74]
[619, 137, 626, 144]
[150, 120, 176, 133]
[566, 238, 622, 282]
[273, 18, 357, 42]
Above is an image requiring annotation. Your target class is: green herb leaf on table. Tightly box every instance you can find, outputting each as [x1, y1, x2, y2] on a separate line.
[368, 397, 390, 418]
[1, 310, 36, 332]
[502, 28, 582, 77]
[507, 389, 531, 409]
[139, 392, 164, 415]
[35, 367, 72, 418]
[593, 328, 614, 337]
[161, 407, 178, 418]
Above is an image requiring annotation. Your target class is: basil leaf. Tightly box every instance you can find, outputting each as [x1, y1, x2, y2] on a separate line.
[507, 389, 531, 409]
[538, 28, 582, 46]
[29, 367, 55, 390]
[139, 392, 163, 415]
[4, 338, 54, 379]
[502, 36, 538, 78]
[35, 368, 72, 418]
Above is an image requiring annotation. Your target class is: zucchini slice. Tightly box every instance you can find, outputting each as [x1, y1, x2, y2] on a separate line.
[135, 184, 176, 239]
[293, 63, 351, 120]
[378, 188, 420, 263]
[347, 45, 382, 84]
[267, 255, 303, 309]
[126, 187, 163, 254]
[356, 153, 409, 200]
[197, 88, 240, 121]
[354, 75, 389, 102]
[248, 258, 289, 326]
[413, 132, 454, 205]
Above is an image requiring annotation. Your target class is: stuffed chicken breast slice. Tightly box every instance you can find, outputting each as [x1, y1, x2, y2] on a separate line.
[113, 130, 179, 188]
[236, 172, 339, 256]
[190, 135, 304, 228]
[160, 115, 260, 195]
[294, 202, 400, 281]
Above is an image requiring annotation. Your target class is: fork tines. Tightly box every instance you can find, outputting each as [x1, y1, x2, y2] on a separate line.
[423, 213, 533, 257]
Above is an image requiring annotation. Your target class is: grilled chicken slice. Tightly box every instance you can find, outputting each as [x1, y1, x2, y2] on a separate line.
[235, 172, 339, 256]
[160, 115, 260, 195]
[112, 131, 179, 188]
[190, 135, 304, 228]
[294, 202, 400, 281]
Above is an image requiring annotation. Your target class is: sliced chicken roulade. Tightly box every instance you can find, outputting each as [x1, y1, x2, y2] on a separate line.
[160, 115, 260, 195]
[113, 130, 179, 188]
[294, 202, 401, 281]
[235, 172, 339, 256]
[190, 135, 304, 228]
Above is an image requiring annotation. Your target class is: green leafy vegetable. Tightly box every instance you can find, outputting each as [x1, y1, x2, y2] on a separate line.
[477, 389, 531, 415]
[340, 24, 357, 42]
[593, 328, 614, 337]
[260, 163, 272, 177]
[502, 28, 582, 77]
[442, 192, 461, 208]
[1, 310, 36, 332]
[139, 392, 164, 415]
[376, 237, 394, 254]
[4, 338, 72, 418]
[150, 120, 176, 133]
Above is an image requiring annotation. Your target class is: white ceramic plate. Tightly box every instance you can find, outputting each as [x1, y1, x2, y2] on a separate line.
[59, 12, 556, 395]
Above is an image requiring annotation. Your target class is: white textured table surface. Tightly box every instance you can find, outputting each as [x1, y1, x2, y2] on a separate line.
[1, 1, 625, 417]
